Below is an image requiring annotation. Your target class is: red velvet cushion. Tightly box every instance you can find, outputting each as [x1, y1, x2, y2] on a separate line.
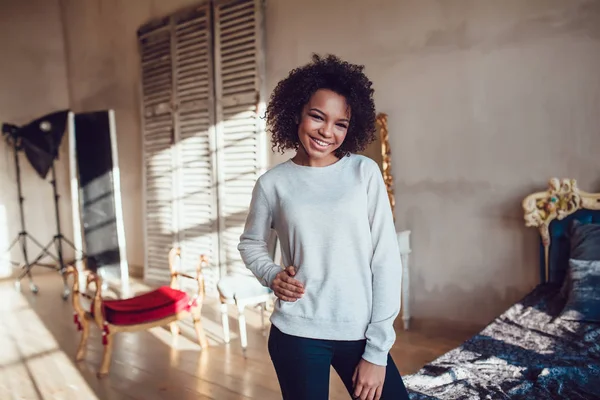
[101, 286, 192, 326]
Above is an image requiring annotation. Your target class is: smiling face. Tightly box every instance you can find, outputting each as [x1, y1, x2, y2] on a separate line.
[294, 89, 351, 167]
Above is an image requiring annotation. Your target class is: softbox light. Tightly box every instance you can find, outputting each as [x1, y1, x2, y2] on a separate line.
[17, 110, 69, 179]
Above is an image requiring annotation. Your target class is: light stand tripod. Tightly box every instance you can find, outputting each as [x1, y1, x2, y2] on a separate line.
[3, 127, 53, 294]
[15, 159, 81, 299]
[2, 112, 84, 300]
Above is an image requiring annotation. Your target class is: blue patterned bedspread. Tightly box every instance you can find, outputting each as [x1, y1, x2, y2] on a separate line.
[403, 284, 600, 399]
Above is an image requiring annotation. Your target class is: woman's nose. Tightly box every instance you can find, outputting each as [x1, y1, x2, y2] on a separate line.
[318, 125, 333, 138]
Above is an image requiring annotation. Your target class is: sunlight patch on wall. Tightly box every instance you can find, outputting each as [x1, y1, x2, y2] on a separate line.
[147, 146, 176, 237]
[0, 204, 10, 278]
[220, 103, 263, 277]
[144, 99, 266, 288]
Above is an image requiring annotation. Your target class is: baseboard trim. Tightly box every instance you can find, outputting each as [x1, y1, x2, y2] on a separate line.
[128, 264, 144, 278]
[401, 317, 484, 339]
[2, 262, 145, 281]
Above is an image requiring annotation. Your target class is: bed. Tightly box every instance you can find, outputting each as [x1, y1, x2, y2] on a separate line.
[403, 178, 600, 399]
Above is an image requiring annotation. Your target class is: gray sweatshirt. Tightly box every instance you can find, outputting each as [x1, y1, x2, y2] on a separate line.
[238, 154, 402, 366]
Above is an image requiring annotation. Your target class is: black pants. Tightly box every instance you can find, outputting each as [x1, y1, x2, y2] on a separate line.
[268, 325, 410, 400]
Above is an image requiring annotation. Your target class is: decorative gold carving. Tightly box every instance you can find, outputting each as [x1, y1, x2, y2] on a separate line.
[358, 113, 396, 219]
[377, 113, 395, 219]
[522, 178, 600, 281]
[523, 178, 582, 232]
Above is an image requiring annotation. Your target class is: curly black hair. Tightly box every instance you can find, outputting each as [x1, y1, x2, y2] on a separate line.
[265, 54, 376, 158]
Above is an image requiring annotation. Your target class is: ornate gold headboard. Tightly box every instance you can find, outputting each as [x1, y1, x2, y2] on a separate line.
[360, 113, 395, 218]
[522, 178, 600, 282]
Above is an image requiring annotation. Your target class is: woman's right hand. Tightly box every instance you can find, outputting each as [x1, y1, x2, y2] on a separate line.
[271, 266, 304, 302]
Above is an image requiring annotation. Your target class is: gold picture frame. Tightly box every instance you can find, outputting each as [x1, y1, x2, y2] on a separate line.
[360, 113, 395, 218]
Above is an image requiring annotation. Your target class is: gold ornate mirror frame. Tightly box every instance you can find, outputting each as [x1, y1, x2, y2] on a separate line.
[360, 113, 396, 218]
[522, 178, 600, 281]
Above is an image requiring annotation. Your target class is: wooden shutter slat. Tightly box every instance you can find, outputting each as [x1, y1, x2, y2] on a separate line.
[217, 0, 253, 15]
[221, 48, 255, 64]
[143, 131, 172, 139]
[221, 35, 255, 52]
[142, 75, 172, 88]
[219, 21, 255, 42]
[178, 57, 210, 73]
[141, 43, 170, 59]
[220, 1, 254, 16]
[221, 41, 255, 58]
[143, 93, 171, 103]
[179, 93, 210, 104]
[176, 30, 209, 44]
[142, 83, 172, 96]
[175, 14, 208, 30]
[141, 43, 170, 57]
[223, 76, 255, 90]
[220, 11, 254, 30]
[179, 109, 210, 117]
[176, 42, 209, 57]
[141, 56, 171, 69]
[142, 68, 172, 82]
[177, 76, 210, 87]
[144, 114, 172, 125]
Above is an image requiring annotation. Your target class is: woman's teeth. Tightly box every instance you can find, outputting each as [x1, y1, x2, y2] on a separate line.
[312, 137, 330, 147]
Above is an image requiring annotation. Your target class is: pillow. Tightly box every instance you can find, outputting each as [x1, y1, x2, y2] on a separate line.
[560, 259, 600, 323]
[570, 220, 600, 260]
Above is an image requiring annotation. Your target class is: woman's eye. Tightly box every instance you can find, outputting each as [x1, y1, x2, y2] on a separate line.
[336, 124, 348, 129]
[309, 114, 323, 121]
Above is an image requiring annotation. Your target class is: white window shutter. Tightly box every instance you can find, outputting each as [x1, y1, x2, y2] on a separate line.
[172, 5, 220, 294]
[138, 18, 177, 285]
[139, 0, 266, 291]
[213, 0, 267, 277]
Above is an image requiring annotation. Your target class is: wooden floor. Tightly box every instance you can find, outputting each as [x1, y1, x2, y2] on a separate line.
[0, 271, 468, 400]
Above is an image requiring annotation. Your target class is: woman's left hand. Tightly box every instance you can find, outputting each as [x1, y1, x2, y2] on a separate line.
[352, 359, 386, 400]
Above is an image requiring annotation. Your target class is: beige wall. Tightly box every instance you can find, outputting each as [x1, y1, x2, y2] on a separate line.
[265, 0, 600, 326]
[59, 0, 202, 273]
[0, 0, 72, 278]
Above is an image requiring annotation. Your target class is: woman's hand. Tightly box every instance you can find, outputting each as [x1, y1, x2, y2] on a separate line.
[352, 359, 386, 400]
[271, 266, 304, 302]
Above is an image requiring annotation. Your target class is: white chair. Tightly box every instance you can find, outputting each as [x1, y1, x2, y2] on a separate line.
[217, 275, 272, 354]
[218, 233, 280, 355]
[397, 230, 411, 330]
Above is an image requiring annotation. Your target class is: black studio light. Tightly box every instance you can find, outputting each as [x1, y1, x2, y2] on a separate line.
[2, 110, 82, 299]
[13, 110, 68, 178]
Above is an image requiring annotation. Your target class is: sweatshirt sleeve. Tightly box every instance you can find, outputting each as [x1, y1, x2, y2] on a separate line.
[361, 163, 403, 366]
[238, 180, 282, 288]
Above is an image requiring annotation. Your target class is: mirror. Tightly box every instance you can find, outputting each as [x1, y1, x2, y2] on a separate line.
[359, 113, 395, 218]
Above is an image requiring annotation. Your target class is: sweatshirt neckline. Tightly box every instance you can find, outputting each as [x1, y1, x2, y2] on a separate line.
[287, 154, 350, 171]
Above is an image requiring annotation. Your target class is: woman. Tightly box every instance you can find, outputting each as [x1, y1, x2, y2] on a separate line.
[238, 54, 409, 400]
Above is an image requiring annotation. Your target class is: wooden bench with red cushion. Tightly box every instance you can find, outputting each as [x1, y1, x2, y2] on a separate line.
[67, 248, 209, 377]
